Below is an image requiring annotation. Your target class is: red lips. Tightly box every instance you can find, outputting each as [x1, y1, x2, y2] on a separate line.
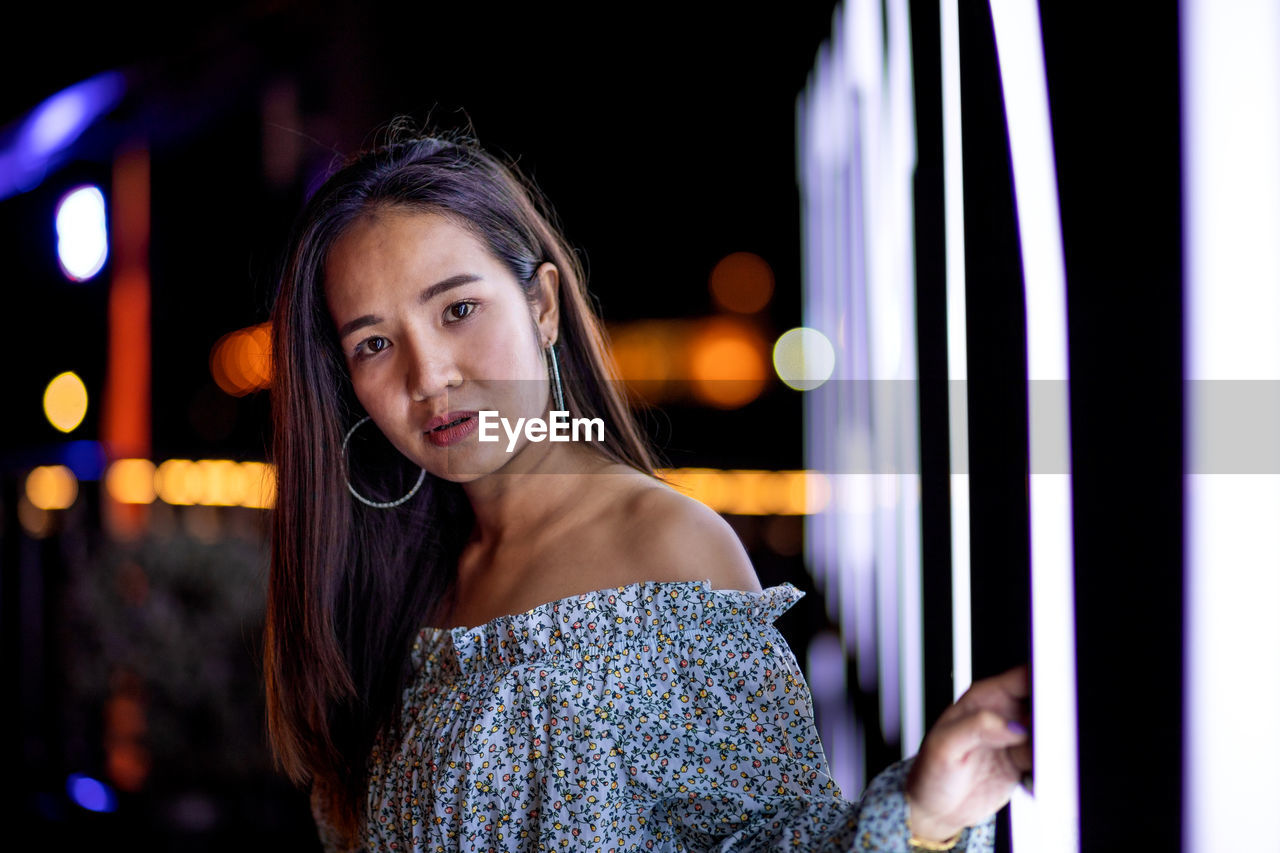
[423, 411, 477, 432]
[424, 411, 478, 447]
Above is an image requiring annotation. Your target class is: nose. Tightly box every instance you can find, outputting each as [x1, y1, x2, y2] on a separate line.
[404, 335, 459, 402]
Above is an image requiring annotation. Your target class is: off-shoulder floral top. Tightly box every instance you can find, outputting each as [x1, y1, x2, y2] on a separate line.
[312, 580, 995, 852]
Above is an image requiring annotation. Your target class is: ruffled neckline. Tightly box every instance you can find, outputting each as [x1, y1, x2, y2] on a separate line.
[409, 579, 803, 677]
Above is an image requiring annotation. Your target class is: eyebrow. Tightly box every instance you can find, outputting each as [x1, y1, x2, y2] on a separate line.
[336, 273, 483, 340]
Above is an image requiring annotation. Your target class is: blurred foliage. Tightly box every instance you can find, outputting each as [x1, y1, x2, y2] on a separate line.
[61, 518, 271, 787]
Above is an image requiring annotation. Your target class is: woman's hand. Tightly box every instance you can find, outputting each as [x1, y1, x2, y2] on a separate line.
[903, 664, 1032, 843]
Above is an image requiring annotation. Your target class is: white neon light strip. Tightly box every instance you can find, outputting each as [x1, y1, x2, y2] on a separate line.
[940, 0, 972, 703]
[987, 0, 1079, 850]
[886, 0, 924, 756]
[801, 0, 927, 769]
[847, 0, 904, 746]
[1183, 2, 1280, 850]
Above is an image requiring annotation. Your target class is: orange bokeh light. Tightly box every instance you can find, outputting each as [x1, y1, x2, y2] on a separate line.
[659, 468, 825, 515]
[688, 318, 769, 408]
[150, 458, 277, 509]
[25, 465, 78, 510]
[608, 320, 684, 403]
[105, 458, 157, 504]
[210, 322, 272, 396]
[709, 252, 775, 314]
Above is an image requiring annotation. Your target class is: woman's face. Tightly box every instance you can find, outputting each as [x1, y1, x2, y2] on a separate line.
[324, 209, 560, 481]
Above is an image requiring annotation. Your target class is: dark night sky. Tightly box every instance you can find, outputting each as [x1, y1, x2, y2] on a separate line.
[2, 1, 838, 467]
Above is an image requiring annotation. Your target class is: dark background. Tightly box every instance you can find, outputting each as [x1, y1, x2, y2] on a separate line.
[1, 1, 840, 467]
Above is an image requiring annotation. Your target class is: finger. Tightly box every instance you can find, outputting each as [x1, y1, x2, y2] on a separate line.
[979, 664, 1029, 699]
[958, 664, 1030, 713]
[1008, 741, 1032, 773]
[935, 709, 1028, 760]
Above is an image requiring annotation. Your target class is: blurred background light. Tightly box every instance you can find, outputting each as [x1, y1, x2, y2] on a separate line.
[210, 323, 272, 396]
[25, 465, 78, 510]
[239, 461, 276, 509]
[688, 317, 769, 408]
[154, 459, 197, 505]
[988, 0, 1079, 846]
[17, 495, 55, 538]
[807, 629, 862, 799]
[43, 371, 89, 433]
[660, 468, 828, 515]
[942, 0, 973, 702]
[607, 317, 774, 408]
[608, 320, 678, 403]
[198, 459, 248, 506]
[773, 326, 836, 391]
[709, 251, 775, 313]
[105, 459, 158, 504]
[0, 70, 127, 200]
[25, 73, 127, 157]
[55, 185, 108, 281]
[1183, 0, 1280, 847]
[66, 773, 117, 814]
[149, 458, 278, 508]
[61, 440, 107, 480]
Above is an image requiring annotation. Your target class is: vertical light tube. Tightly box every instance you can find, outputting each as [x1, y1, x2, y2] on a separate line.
[987, 0, 1079, 850]
[845, 0, 887, 708]
[800, 35, 868, 790]
[885, 0, 925, 757]
[940, 0, 972, 703]
[1182, 2, 1280, 850]
[102, 146, 151, 538]
[801, 0, 924, 771]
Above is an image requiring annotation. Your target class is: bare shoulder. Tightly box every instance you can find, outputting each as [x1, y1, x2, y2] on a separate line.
[610, 475, 762, 593]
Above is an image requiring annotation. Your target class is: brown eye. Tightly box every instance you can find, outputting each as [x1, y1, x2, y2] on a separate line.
[447, 300, 477, 322]
[356, 336, 389, 359]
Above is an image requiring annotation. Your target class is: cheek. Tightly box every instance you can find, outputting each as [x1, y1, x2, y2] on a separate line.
[471, 320, 544, 381]
[348, 375, 377, 414]
[348, 374, 399, 432]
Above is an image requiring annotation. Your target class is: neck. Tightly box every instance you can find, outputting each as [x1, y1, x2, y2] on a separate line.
[460, 438, 614, 550]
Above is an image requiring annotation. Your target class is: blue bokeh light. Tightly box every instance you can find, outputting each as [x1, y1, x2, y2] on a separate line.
[66, 773, 117, 813]
[61, 440, 106, 480]
[0, 71, 126, 201]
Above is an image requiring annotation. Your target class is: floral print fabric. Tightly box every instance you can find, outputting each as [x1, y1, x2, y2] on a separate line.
[313, 580, 995, 852]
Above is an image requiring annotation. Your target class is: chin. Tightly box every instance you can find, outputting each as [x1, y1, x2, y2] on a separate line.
[425, 444, 510, 483]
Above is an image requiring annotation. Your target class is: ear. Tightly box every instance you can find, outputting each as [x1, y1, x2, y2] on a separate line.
[530, 262, 561, 346]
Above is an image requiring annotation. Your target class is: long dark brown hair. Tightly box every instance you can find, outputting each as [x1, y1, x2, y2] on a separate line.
[264, 130, 659, 843]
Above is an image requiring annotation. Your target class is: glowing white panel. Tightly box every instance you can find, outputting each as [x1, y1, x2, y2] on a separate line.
[800, 0, 922, 772]
[987, 0, 1079, 850]
[898, 472, 925, 753]
[1182, 1, 1280, 849]
[55, 185, 108, 281]
[941, 0, 972, 702]
[884, 0, 925, 756]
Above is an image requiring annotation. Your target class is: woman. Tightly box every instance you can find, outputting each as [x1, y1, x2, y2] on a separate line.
[264, 132, 1031, 852]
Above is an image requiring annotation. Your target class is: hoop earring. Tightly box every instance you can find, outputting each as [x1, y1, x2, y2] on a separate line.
[342, 416, 426, 509]
[547, 342, 566, 412]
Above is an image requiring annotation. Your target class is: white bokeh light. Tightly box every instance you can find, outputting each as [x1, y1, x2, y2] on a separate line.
[773, 327, 836, 391]
[55, 185, 108, 281]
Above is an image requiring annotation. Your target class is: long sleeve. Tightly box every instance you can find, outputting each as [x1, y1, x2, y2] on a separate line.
[836, 756, 996, 852]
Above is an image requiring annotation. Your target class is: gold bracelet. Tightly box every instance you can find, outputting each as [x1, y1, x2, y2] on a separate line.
[906, 810, 961, 851]
[908, 831, 961, 851]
